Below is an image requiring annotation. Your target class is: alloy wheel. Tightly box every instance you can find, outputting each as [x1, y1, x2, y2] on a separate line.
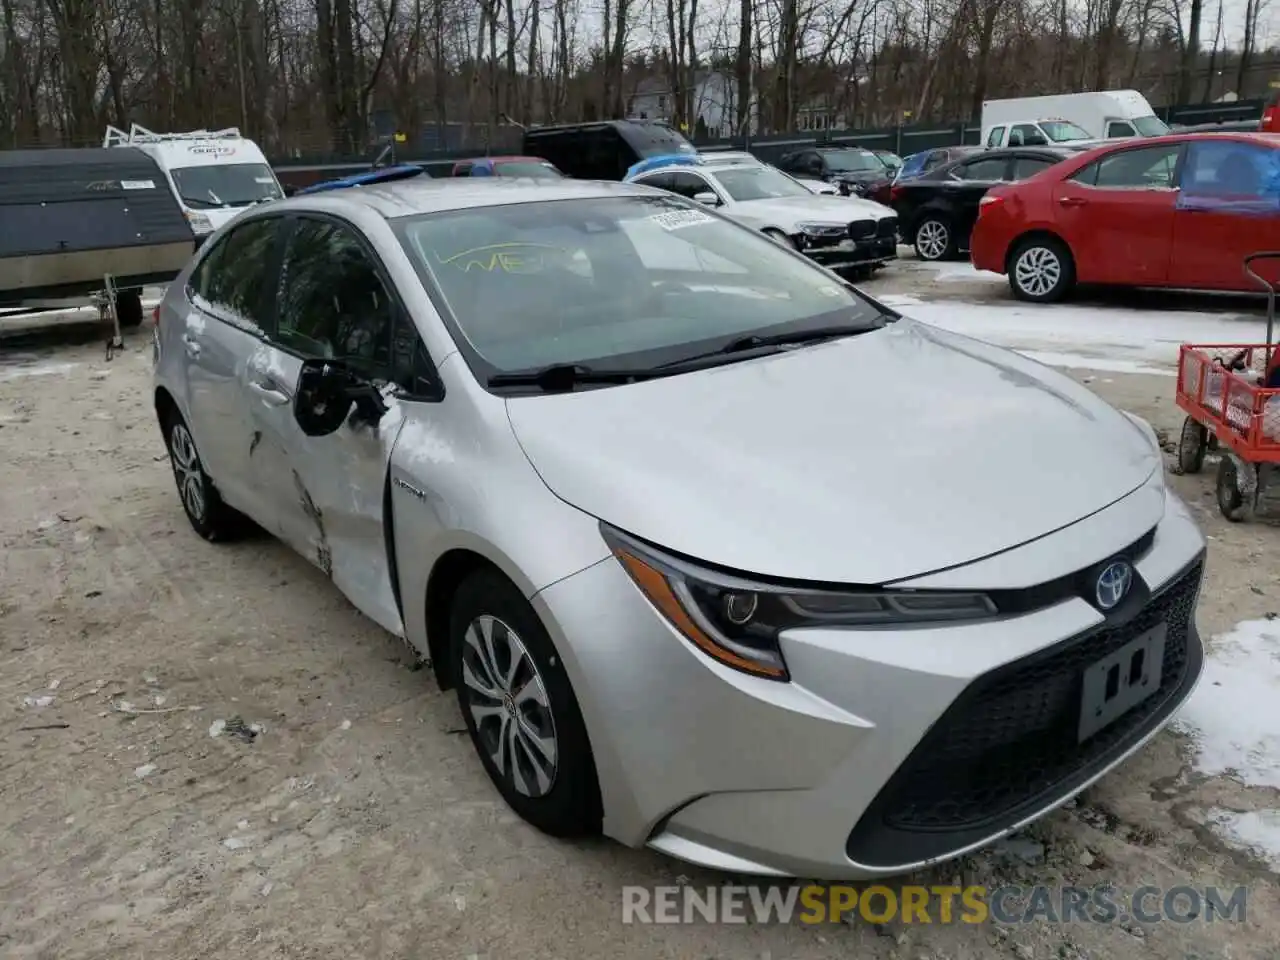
[1014, 246, 1062, 298]
[916, 220, 949, 260]
[460, 614, 559, 798]
[168, 423, 207, 523]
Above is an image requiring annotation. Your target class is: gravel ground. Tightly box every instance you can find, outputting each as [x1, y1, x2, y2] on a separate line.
[2, 257, 1278, 959]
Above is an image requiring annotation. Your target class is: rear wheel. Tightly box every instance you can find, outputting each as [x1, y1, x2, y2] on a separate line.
[1176, 417, 1209, 474]
[914, 218, 955, 261]
[163, 409, 248, 541]
[1009, 236, 1075, 303]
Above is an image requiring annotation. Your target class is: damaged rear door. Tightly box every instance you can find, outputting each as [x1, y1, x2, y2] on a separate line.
[243, 213, 407, 636]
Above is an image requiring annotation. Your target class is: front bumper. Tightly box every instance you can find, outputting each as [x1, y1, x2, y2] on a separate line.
[532, 486, 1205, 880]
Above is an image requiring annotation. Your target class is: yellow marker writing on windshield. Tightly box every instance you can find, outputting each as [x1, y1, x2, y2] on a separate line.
[437, 242, 566, 274]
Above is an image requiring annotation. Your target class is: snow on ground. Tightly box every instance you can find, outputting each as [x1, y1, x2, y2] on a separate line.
[926, 262, 1005, 284]
[1174, 618, 1280, 789]
[1204, 808, 1280, 872]
[879, 295, 1266, 377]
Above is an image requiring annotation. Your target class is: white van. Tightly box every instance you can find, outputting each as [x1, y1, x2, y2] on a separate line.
[103, 124, 284, 241]
[981, 90, 1169, 148]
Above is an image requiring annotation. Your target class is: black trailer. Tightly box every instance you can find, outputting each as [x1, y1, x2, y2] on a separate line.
[0, 147, 195, 326]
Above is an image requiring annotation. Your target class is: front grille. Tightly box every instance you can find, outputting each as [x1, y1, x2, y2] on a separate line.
[848, 220, 875, 241]
[846, 555, 1204, 868]
[876, 217, 898, 239]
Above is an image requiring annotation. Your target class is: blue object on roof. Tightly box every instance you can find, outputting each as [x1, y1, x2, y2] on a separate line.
[297, 164, 426, 195]
[624, 153, 705, 181]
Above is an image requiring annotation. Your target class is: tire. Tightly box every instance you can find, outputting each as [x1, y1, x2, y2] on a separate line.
[913, 217, 956, 261]
[1176, 417, 1208, 475]
[115, 289, 144, 328]
[449, 568, 602, 837]
[1008, 236, 1075, 303]
[163, 408, 247, 541]
[1216, 455, 1246, 522]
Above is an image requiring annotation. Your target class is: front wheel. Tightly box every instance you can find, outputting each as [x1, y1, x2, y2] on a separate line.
[1176, 417, 1209, 475]
[449, 569, 602, 837]
[1008, 237, 1075, 303]
[1216, 455, 1247, 522]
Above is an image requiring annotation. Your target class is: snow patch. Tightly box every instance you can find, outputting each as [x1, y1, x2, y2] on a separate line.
[929, 262, 1005, 283]
[1175, 619, 1280, 789]
[1205, 808, 1280, 872]
[0, 361, 78, 383]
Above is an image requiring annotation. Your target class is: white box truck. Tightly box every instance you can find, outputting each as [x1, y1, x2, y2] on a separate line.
[980, 90, 1168, 149]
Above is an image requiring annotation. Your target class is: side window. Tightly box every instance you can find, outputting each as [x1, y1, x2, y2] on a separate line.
[194, 218, 278, 331]
[1092, 144, 1181, 188]
[1182, 141, 1278, 199]
[953, 157, 1008, 181]
[667, 171, 713, 199]
[274, 218, 396, 374]
[1012, 156, 1057, 180]
[1011, 124, 1049, 147]
[986, 126, 1005, 148]
[1070, 161, 1100, 186]
[633, 172, 673, 192]
[1106, 121, 1137, 138]
[454, 162, 473, 177]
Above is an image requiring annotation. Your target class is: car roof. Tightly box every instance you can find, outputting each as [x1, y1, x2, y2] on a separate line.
[270, 176, 660, 220]
[462, 155, 551, 165]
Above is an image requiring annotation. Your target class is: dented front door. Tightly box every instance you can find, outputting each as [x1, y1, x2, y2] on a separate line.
[243, 340, 407, 636]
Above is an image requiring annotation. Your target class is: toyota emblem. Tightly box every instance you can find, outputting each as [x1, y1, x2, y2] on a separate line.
[1095, 560, 1134, 611]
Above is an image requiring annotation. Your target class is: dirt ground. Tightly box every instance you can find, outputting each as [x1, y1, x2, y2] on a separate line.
[2, 262, 1279, 960]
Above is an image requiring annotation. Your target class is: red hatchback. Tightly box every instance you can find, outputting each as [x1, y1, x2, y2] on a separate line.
[970, 132, 1280, 302]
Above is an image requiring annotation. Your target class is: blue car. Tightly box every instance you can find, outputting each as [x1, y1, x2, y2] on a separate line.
[623, 153, 706, 182]
[296, 165, 426, 195]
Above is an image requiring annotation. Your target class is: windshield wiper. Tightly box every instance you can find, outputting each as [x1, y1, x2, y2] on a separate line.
[488, 363, 660, 392]
[656, 322, 882, 368]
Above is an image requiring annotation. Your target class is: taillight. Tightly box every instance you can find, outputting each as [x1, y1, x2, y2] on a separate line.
[890, 184, 904, 203]
[978, 194, 1005, 216]
[1263, 104, 1278, 132]
[151, 305, 161, 326]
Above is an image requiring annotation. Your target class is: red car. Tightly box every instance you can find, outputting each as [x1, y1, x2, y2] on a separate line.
[970, 132, 1280, 302]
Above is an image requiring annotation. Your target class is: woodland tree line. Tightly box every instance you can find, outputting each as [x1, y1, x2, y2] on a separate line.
[0, 0, 1276, 157]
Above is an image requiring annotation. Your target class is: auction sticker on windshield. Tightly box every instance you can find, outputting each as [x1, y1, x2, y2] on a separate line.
[649, 209, 715, 231]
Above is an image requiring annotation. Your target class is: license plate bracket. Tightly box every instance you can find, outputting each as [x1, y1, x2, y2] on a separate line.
[1078, 623, 1167, 743]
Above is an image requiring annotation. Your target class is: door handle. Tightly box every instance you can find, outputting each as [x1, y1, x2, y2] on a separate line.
[247, 378, 291, 406]
[181, 334, 201, 358]
[1057, 196, 1088, 207]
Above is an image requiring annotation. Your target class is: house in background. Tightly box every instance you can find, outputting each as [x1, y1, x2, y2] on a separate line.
[627, 70, 759, 138]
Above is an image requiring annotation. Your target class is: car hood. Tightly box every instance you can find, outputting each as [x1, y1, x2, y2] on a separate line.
[735, 194, 894, 223]
[506, 319, 1160, 585]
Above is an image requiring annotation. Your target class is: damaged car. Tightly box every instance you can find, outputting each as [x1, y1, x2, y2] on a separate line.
[153, 176, 1206, 881]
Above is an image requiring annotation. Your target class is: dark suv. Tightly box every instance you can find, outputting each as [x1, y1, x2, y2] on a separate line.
[522, 121, 696, 180]
[776, 146, 893, 198]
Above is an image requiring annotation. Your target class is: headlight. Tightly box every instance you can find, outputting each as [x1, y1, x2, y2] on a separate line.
[796, 222, 848, 238]
[601, 525, 997, 681]
[185, 211, 214, 234]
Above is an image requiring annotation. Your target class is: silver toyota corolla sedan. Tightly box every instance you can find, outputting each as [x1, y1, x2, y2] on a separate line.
[152, 177, 1206, 880]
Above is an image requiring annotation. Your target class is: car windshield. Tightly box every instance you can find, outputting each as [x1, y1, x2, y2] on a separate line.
[823, 149, 884, 173]
[875, 152, 903, 171]
[1133, 115, 1170, 137]
[170, 163, 283, 208]
[1041, 121, 1093, 142]
[392, 195, 884, 382]
[709, 166, 814, 201]
[495, 161, 562, 179]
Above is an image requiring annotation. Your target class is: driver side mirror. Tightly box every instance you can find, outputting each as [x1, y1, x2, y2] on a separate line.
[293, 358, 389, 438]
[693, 191, 721, 207]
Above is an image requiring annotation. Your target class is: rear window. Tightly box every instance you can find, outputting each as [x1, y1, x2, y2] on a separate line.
[627, 125, 697, 159]
[494, 161, 563, 179]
